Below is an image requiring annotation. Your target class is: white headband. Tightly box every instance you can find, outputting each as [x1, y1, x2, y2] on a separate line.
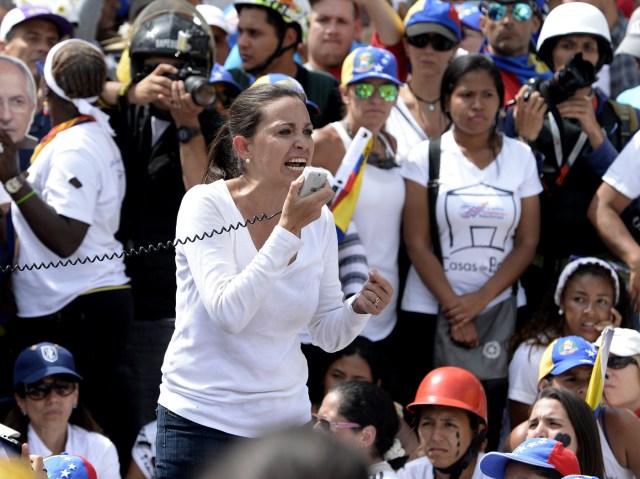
[554, 257, 620, 306]
[43, 39, 114, 137]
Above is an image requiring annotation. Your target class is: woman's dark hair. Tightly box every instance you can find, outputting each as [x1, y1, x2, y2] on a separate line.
[331, 380, 400, 462]
[510, 263, 630, 356]
[520, 465, 562, 479]
[203, 84, 307, 183]
[52, 41, 107, 99]
[440, 54, 504, 156]
[4, 392, 103, 442]
[322, 336, 388, 389]
[534, 387, 605, 479]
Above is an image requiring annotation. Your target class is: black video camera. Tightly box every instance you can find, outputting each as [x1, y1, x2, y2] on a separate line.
[525, 52, 596, 106]
[164, 63, 216, 107]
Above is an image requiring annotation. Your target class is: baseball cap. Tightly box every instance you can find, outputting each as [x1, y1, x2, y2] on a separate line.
[539, 336, 597, 380]
[404, 0, 462, 42]
[616, 7, 640, 57]
[456, 2, 481, 32]
[595, 327, 640, 357]
[0, 6, 74, 42]
[44, 453, 97, 479]
[195, 4, 231, 34]
[251, 73, 320, 113]
[480, 438, 581, 479]
[210, 63, 242, 93]
[341, 46, 402, 87]
[13, 342, 83, 388]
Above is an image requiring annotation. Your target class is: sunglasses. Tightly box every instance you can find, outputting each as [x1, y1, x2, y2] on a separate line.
[352, 83, 399, 102]
[406, 33, 457, 51]
[311, 413, 361, 432]
[607, 356, 638, 370]
[214, 85, 239, 109]
[482, 2, 534, 22]
[24, 378, 77, 401]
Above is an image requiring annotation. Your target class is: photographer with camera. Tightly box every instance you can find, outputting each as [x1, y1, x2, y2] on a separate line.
[502, 1, 640, 308]
[104, 0, 224, 469]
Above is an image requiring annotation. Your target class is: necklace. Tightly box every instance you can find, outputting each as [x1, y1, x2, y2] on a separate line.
[342, 120, 398, 170]
[408, 82, 439, 112]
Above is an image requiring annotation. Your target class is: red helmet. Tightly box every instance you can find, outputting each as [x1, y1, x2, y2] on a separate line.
[406, 366, 488, 426]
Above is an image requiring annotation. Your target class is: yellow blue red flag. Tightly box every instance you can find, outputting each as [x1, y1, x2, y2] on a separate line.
[330, 127, 373, 241]
[585, 326, 614, 413]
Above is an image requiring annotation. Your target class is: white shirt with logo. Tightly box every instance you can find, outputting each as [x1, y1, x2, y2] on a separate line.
[400, 130, 542, 315]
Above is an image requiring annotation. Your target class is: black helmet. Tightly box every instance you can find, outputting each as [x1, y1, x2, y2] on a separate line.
[129, 0, 214, 83]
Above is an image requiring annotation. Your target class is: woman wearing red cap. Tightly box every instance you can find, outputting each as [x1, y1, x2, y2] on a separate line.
[398, 367, 489, 479]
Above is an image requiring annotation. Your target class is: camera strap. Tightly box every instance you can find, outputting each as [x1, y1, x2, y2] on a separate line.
[547, 111, 588, 186]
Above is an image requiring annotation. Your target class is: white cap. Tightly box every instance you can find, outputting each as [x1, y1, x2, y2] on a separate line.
[0, 6, 74, 41]
[195, 4, 230, 34]
[596, 327, 640, 357]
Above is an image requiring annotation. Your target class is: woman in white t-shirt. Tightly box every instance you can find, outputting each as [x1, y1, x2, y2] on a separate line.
[400, 54, 542, 449]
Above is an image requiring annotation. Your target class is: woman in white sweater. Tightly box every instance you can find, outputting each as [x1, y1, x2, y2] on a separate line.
[156, 84, 393, 479]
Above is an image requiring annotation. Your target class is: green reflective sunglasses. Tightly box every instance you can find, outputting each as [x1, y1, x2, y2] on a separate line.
[353, 83, 399, 102]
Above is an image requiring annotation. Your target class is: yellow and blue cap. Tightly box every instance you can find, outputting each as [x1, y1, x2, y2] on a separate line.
[404, 0, 462, 42]
[251, 73, 320, 113]
[341, 46, 402, 87]
[538, 336, 597, 380]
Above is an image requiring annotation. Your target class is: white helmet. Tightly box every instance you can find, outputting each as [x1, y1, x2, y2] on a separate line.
[536, 2, 612, 70]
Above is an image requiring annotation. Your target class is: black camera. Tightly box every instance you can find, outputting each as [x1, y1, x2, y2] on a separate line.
[525, 53, 596, 106]
[164, 64, 217, 107]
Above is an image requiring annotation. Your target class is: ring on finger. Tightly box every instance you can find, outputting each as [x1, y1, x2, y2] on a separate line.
[373, 296, 381, 307]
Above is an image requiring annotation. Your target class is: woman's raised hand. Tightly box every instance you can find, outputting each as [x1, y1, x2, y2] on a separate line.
[279, 175, 334, 236]
[353, 269, 394, 315]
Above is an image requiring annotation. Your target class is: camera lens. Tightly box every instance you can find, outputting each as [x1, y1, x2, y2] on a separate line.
[184, 76, 216, 107]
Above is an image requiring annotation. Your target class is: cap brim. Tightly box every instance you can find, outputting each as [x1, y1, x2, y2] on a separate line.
[32, 13, 74, 36]
[551, 358, 594, 376]
[406, 23, 459, 43]
[347, 73, 403, 87]
[19, 366, 83, 386]
[615, 36, 640, 57]
[480, 451, 556, 479]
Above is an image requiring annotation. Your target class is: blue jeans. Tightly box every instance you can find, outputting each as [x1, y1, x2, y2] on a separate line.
[155, 404, 242, 479]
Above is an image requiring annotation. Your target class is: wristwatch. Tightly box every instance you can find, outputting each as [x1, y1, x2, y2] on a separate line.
[177, 126, 202, 144]
[4, 173, 25, 194]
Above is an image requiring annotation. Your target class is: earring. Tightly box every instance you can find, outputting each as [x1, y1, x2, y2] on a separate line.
[245, 158, 250, 164]
[558, 308, 564, 315]
[43, 99, 49, 116]
[73, 404, 78, 410]
[21, 410, 27, 416]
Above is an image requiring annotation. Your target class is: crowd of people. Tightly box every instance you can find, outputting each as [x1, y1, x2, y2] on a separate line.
[0, 0, 640, 478]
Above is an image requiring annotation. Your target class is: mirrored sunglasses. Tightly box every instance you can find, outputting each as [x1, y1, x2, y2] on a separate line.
[406, 33, 457, 51]
[311, 413, 361, 432]
[353, 83, 399, 102]
[607, 356, 638, 370]
[24, 378, 77, 400]
[482, 2, 533, 22]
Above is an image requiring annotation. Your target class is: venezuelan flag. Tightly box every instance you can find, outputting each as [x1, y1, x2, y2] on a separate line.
[585, 326, 614, 413]
[330, 127, 374, 241]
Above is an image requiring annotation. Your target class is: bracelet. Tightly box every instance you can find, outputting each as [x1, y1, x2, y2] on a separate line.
[15, 190, 36, 205]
